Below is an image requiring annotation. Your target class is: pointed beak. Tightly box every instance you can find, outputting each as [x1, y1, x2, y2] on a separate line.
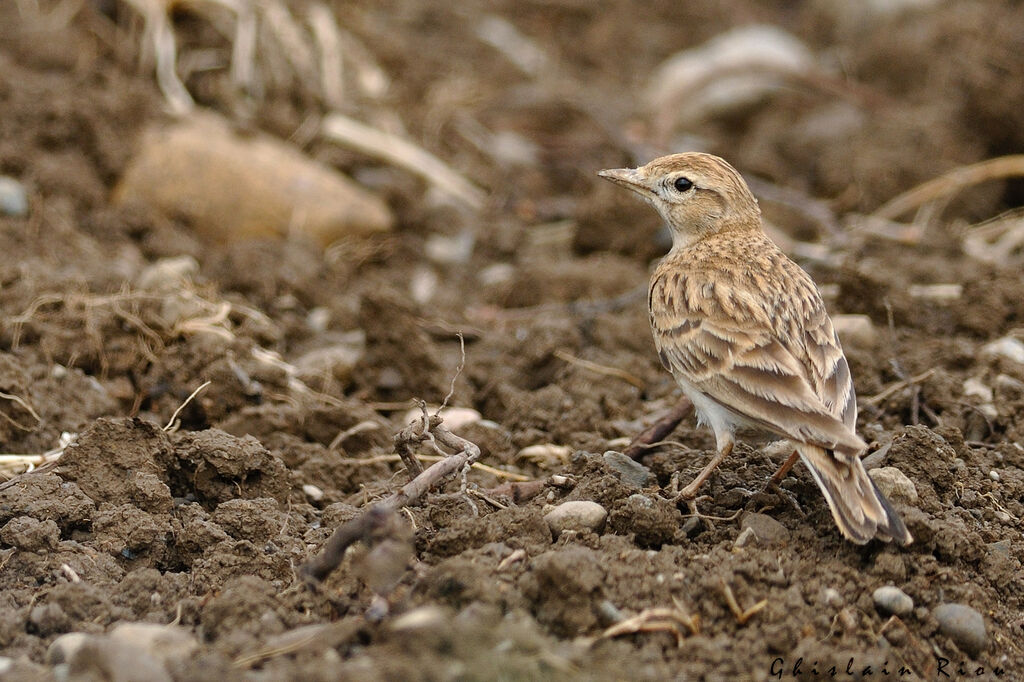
[597, 167, 654, 198]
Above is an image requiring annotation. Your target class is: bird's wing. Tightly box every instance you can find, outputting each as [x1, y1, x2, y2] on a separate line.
[650, 264, 862, 455]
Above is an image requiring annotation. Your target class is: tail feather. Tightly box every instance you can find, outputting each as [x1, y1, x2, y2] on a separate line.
[797, 445, 912, 545]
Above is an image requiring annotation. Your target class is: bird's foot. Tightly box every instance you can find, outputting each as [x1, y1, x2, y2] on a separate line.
[750, 480, 805, 517]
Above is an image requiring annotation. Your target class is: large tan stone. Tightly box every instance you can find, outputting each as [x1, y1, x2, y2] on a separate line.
[114, 112, 393, 245]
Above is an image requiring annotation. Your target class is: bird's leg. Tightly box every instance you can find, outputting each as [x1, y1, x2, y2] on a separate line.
[678, 438, 734, 500]
[756, 448, 805, 516]
[767, 449, 800, 486]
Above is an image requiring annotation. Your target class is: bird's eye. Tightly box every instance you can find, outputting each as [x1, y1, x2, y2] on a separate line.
[673, 176, 694, 192]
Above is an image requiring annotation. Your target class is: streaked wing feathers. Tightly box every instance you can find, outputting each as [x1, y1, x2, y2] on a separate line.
[651, 257, 862, 455]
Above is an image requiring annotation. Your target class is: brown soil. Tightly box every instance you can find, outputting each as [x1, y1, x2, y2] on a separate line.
[1, 1, 1023, 680]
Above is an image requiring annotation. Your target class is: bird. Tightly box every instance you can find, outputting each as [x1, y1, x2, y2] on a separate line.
[598, 152, 912, 545]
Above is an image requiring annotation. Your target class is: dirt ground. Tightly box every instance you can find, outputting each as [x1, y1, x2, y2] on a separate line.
[1, 1, 1023, 680]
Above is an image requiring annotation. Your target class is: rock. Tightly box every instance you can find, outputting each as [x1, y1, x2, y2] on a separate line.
[832, 314, 878, 349]
[872, 586, 913, 616]
[962, 377, 993, 403]
[425, 230, 475, 265]
[389, 606, 447, 633]
[114, 112, 393, 246]
[135, 256, 199, 292]
[517, 444, 572, 468]
[0, 516, 60, 551]
[981, 337, 1024, 365]
[908, 283, 962, 301]
[67, 637, 171, 682]
[934, 603, 987, 658]
[739, 512, 790, 545]
[401, 406, 481, 432]
[47, 632, 91, 664]
[0, 176, 28, 217]
[869, 467, 918, 504]
[822, 588, 843, 609]
[293, 332, 366, 388]
[544, 501, 607, 537]
[108, 622, 199, 664]
[644, 25, 814, 130]
[733, 527, 757, 549]
[602, 451, 653, 488]
[409, 265, 439, 304]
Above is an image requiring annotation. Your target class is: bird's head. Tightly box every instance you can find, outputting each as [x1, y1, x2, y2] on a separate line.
[598, 152, 761, 248]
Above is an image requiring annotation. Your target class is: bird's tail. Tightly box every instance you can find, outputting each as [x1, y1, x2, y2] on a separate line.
[797, 445, 912, 545]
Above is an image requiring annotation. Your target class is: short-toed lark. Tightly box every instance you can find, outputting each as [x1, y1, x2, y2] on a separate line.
[599, 152, 911, 545]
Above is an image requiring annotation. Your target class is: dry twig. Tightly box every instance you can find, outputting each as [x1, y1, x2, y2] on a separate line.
[719, 578, 768, 625]
[553, 350, 645, 390]
[302, 410, 481, 582]
[162, 380, 211, 432]
[598, 605, 700, 648]
[623, 397, 694, 460]
[874, 155, 1024, 221]
[862, 369, 935, 407]
[320, 112, 485, 210]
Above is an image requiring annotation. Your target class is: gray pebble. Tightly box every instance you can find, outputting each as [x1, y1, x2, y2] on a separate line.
[739, 512, 790, 545]
[868, 467, 918, 504]
[872, 585, 914, 616]
[47, 632, 92, 665]
[0, 176, 27, 217]
[108, 622, 199, 664]
[544, 500, 607, 537]
[934, 603, 987, 658]
[603, 451, 653, 488]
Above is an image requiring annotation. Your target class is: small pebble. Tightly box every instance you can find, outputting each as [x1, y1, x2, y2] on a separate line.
[46, 633, 91, 665]
[602, 451, 653, 488]
[733, 526, 756, 548]
[869, 466, 918, 504]
[108, 622, 199, 664]
[934, 603, 987, 658]
[389, 606, 447, 632]
[597, 600, 625, 625]
[832, 314, 877, 348]
[544, 500, 608, 538]
[822, 588, 843, 609]
[0, 176, 28, 217]
[135, 256, 199, 292]
[981, 337, 1024, 365]
[739, 512, 790, 545]
[872, 585, 914, 617]
[402, 406, 481, 431]
[302, 484, 324, 501]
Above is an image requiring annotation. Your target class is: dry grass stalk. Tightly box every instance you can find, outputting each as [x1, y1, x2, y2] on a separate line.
[874, 154, 1024, 221]
[301, 406, 482, 582]
[321, 113, 485, 209]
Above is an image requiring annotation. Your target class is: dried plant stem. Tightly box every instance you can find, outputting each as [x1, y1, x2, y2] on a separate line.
[874, 155, 1024, 221]
[553, 350, 645, 390]
[623, 397, 694, 460]
[163, 380, 212, 432]
[321, 112, 485, 209]
[862, 369, 935, 407]
[302, 409, 481, 582]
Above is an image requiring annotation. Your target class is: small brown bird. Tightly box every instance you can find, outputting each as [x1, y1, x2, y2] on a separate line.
[599, 152, 911, 545]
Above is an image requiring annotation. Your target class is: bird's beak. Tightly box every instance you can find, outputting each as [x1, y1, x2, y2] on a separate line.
[597, 167, 654, 198]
